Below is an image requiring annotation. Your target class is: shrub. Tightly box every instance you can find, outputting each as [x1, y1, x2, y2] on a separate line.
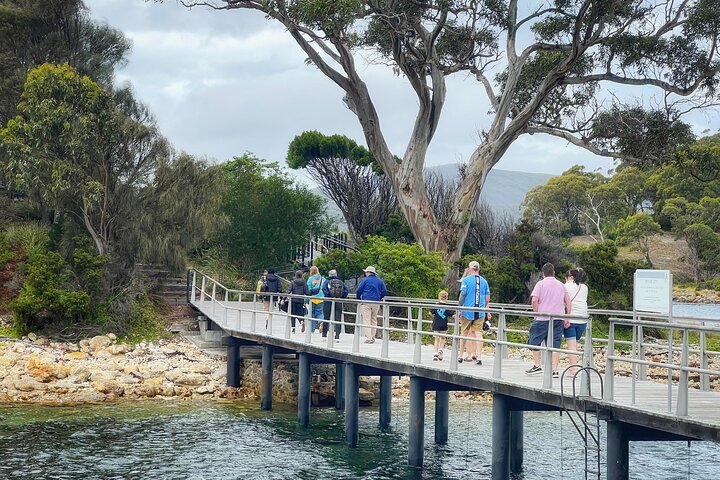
[315, 236, 447, 298]
[10, 244, 106, 335]
[3, 223, 49, 255]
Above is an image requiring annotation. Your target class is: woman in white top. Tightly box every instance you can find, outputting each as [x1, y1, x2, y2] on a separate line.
[563, 267, 588, 372]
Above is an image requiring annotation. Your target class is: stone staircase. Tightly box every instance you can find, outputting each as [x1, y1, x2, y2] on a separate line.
[170, 315, 226, 358]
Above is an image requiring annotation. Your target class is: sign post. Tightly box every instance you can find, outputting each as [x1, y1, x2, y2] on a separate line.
[634, 269, 673, 318]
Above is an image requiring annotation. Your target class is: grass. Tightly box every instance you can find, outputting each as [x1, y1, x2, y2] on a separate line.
[0, 323, 19, 338]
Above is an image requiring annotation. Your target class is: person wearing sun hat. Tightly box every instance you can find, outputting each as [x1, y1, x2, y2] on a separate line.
[355, 265, 388, 344]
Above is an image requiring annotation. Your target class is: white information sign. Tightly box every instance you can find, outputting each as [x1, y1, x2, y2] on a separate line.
[634, 269, 672, 315]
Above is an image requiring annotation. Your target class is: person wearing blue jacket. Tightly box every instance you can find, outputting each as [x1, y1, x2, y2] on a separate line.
[355, 265, 388, 344]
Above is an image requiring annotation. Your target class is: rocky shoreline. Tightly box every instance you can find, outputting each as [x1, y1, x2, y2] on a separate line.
[2, 332, 715, 405]
[0, 334, 240, 404]
[673, 287, 720, 304]
[0, 333, 496, 405]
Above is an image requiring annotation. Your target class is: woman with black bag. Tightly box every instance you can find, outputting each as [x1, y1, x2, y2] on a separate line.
[288, 270, 310, 333]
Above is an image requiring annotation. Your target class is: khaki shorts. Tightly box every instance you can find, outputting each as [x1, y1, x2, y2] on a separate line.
[460, 315, 484, 335]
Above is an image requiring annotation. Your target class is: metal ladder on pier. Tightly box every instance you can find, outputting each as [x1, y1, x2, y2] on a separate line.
[560, 366, 605, 480]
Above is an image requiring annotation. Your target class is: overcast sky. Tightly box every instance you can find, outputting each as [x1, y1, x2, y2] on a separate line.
[86, 0, 720, 181]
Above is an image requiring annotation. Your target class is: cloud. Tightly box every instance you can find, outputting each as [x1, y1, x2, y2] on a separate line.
[86, 0, 720, 182]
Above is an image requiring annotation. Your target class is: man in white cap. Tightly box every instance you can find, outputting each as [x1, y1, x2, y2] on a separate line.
[458, 260, 491, 365]
[355, 265, 388, 344]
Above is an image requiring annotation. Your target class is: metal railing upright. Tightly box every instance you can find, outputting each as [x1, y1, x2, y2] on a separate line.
[189, 268, 720, 419]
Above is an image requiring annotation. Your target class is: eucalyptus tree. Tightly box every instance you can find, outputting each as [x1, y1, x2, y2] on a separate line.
[175, 0, 720, 262]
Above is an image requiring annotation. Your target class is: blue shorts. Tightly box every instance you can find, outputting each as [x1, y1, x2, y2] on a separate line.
[564, 323, 587, 341]
[528, 320, 563, 348]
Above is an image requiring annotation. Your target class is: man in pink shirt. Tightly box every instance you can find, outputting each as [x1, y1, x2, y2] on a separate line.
[525, 263, 571, 378]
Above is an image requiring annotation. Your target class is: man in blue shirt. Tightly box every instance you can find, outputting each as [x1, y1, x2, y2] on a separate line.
[355, 265, 388, 344]
[458, 260, 491, 365]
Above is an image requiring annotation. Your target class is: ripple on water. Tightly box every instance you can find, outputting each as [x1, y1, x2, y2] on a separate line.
[0, 400, 718, 479]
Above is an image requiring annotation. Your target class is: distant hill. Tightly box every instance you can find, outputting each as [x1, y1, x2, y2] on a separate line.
[315, 165, 553, 227]
[426, 164, 554, 217]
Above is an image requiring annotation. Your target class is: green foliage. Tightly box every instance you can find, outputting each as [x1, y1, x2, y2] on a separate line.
[575, 241, 639, 310]
[315, 236, 447, 298]
[458, 254, 525, 303]
[218, 153, 332, 272]
[10, 246, 106, 334]
[360, 236, 446, 298]
[121, 296, 170, 344]
[522, 166, 601, 236]
[2, 223, 49, 255]
[287, 130, 376, 169]
[616, 212, 662, 265]
[0, 0, 130, 125]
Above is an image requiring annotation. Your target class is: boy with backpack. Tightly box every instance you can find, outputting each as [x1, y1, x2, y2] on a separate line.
[321, 269, 349, 341]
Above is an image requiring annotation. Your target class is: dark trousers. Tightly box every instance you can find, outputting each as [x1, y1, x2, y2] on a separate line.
[290, 302, 305, 328]
[322, 300, 343, 338]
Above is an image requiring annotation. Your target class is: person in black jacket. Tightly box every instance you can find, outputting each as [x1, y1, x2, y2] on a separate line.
[321, 269, 349, 341]
[287, 270, 310, 333]
[260, 267, 281, 324]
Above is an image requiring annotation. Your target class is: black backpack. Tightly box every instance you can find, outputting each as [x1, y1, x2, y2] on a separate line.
[327, 278, 345, 298]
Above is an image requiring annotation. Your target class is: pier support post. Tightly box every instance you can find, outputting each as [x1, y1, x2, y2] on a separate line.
[225, 339, 242, 388]
[379, 375, 392, 430]
[408, 376, 425, 468]
[335, 362, 345, 410]
[434, 390, 449, 444]
[298, 352, 311, 427]
[509, 410, 524, 474]
[345, 363, 360, 447]
[492, 393, 511, 480]
[261, 344, 274, 411]
[607, 420, 629, 480]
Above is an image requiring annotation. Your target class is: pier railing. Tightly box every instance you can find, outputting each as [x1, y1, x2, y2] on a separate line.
[189, 269, 720, 417]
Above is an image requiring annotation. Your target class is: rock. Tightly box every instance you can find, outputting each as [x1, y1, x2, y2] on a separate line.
[165, 370, 206, 387]
[64, 352, 88, 361]
[93, 380, 124, 396]
[188, 364, 213, 375]
[79, 339, 90, 348]
[34, 337, 49, 347]
[11, 342, 25, 353]
[160, 385, 176, 397]
[27, 333, 37, 341]
[107, 344, 129, 355]
[358, 387, 374, 402]
[14, 377, 46, 392]
[67, 389, 107, 403]
[89, 335, 112, 350]
[106, 333, 117, 342]
[70, 368, 92, 383]
[195, 385, 215, 394]
[210, 367, 226, 382]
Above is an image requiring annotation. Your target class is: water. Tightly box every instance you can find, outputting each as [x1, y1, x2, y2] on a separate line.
[0, 400, 718, 479]
[673, 303, 720, 320]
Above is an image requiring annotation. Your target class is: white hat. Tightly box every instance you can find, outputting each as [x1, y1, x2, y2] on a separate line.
[363, 266, 377, 274]
[469, 260, 480, 270]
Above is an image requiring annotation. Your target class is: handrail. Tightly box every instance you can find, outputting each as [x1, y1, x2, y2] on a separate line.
[189, 268, 720, 419]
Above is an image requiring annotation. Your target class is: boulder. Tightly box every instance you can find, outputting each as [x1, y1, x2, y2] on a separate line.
[107, 344, 129, 355]
[89, 335, 112, 350]
[358, 387, 375, 402]
[195, 385, 215, 394]
[165, 370, 206, 387]
[67, 389, 107, 403]
[14, 377, 46, 392]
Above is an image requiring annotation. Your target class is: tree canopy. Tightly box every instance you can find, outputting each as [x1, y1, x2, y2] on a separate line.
[176, 0, 720, 261]
[218, 153, 332, 272]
